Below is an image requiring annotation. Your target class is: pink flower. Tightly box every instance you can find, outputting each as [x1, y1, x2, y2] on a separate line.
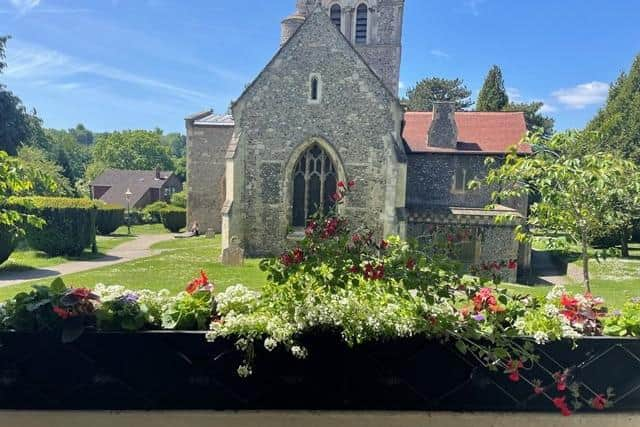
[591, 394, 607, 410]
[337, 181, 345, 188]
[348, 180, 356, 188]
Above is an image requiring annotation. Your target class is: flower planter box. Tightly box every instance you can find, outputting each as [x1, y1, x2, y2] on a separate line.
[0, 331, 638, 411]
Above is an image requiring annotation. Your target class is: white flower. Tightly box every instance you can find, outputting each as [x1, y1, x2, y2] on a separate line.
[237, 364, 252, 378]
[546, 285, 566, 301]
[290, 345, 308, 359]
[533, 331, 549, 345]
[235, 338, 249, 351]
[544, 304, 559, 317]
[264, 337, 278, 352]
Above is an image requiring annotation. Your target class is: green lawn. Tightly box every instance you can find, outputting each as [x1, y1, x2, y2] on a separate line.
[0, 235, 267, 301]
[0, 234, 135, 273]
[504, 242, 640, 308]
[115, 223, 167, 235]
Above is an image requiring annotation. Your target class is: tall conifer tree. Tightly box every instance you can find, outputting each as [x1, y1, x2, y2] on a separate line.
[476, 65, 509, 111]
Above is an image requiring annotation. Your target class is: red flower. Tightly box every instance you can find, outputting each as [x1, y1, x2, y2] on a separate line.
[505, 359, 523, 382]
[406, 258, 416, 270]
[186, 270, 210, 294]
[292, 248, 304, 264]
[348, 180, 356, 188]
[52, 305, 70, 320]
[331, 192, 344, 202]
[305, 221, 317, 236]
[337, 181, 345, 188]
[552, 396, 566, 409]
[280, 253, 293, 267]
[349, 265, 359, 273]
[508, 259, 518, 270]
[363, 263, 384, 280]
[560, 294, 578, 309]
[591, 394, 607, 411]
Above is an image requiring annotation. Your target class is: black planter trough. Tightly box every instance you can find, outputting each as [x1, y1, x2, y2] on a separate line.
[0, 331, 638, 411]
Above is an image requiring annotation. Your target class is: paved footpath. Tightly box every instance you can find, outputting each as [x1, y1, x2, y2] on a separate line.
[0, 234, 175, 288]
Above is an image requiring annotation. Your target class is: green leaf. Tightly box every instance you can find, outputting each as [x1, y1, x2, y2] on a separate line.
[50, 277, 66, 294]
[455, 340, 468, 355]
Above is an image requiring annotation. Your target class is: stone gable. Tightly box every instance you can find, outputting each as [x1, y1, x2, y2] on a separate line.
[225, 8, 406, 256]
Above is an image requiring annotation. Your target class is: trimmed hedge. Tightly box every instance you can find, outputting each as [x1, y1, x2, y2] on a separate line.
[142, 201, 168, 224]
[9, 197, 97, 257]
[0, 224, 17, 266]
[96, 204, 125, 236]
[160, 206, 186, 233]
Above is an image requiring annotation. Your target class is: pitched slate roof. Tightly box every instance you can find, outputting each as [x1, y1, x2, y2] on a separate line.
[194, 114, 235, 126]
[403, 111, 530, 154]
[90, 169, 174, 207]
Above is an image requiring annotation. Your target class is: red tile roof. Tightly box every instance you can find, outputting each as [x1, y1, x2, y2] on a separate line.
[403, 111, 530, 154]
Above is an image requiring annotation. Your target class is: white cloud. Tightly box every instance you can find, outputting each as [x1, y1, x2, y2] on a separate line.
[552, 81, 609, 109]
[9, 0, 40, 13]
[398, 81, 405, 90]
[430, 49, 450, 59]
[5, 42, 209, 103]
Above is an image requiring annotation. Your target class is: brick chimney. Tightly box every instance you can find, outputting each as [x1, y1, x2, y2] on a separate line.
[427, 101, 458, 149]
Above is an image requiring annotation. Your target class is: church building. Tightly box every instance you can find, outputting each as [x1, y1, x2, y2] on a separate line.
[186, 0, 530, 281]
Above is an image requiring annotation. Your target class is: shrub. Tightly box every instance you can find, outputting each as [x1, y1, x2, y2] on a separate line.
[96, 204, 125, 236]
[170, 190, 186, 208]
[10, 197, 97, 257]
[0, 224, 17, 266]
[160, 206, 186, 233]
[142, 201, 168, 224]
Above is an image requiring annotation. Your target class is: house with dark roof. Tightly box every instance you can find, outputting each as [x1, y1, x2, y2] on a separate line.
[185, 1, 531, 281]
[90, 168, 182, 209]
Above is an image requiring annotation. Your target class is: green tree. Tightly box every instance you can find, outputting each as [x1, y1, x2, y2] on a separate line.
[161, 132, 186, 158]
[17, 146, 73, 196]
[45, 129, 93, 185]
[0, 150, 46, 235]
[0, 36, 46, 155]
[503, 101, 555, 136]
[91, 130, 174, 172]
[476, 65, 509, 111]
[404, 77, 472, 111]
[69, 123, 94, 145]
[476, 130, 639, 292]
[587, 54, 640, 163]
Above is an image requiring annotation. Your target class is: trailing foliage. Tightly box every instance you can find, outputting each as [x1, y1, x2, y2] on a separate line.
[96, 203, 125, 236]
[160, 205, 186, 232]
[9, 196, 97, 257]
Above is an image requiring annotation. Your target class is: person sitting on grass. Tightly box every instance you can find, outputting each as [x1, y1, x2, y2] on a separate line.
[190, 221, 200, 237]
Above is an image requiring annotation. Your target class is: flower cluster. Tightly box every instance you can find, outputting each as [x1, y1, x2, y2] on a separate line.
[472, 287, 506, 314]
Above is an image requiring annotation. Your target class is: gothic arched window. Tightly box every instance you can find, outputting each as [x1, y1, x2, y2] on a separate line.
[355, 3, 368, 44]
[292, 144, 338, 227]
[330, 4, 341, 31]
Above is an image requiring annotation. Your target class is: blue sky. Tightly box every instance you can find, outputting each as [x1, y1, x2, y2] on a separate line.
[1, 0, 639, 133]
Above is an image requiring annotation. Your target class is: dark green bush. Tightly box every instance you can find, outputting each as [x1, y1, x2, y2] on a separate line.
[160, 206, 186, 233]
[96, 204, 125, 236]
[10, 197, 97, 257]
[0, 224, 17, 266]
[142, 201, 168, 224]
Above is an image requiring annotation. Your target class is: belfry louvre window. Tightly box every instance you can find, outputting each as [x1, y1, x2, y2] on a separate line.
[453, 167, 467, 193]
[330, 4, 341, 31]
[292, 144, 338, 227]
[355, 4, 368, 44]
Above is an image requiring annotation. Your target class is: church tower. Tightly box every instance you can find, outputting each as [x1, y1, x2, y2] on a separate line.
[281, 0, 405, 95]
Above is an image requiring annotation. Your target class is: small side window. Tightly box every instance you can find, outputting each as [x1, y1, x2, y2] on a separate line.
[453, 167, 467, 193]
[309, 74, 321, 103]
